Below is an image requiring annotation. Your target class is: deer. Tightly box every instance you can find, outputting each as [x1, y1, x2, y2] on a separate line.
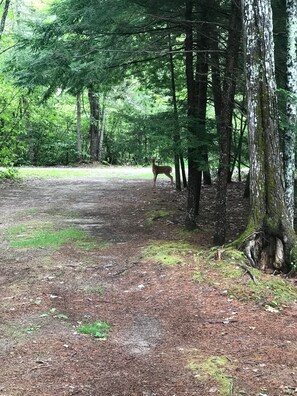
[151, 158, 174, 188]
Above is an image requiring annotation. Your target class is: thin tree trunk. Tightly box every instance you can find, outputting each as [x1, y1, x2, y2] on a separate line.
[180, 155, 188, 188]
[168, 32, 182, 191]
[185, 0, 201, 229]
[284, 0, 297, 225]
[98, 94, 106, 163]
[193, 1, 209, 213]
[76, 93, 82, 162]
[88, 88, 100, 162]
[213, 0, 241, 245]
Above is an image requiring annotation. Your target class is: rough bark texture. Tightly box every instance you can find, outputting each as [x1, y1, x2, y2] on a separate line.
[213, 0, 241, 245]
[284, 0, 297, 225]
[240, 0, 297, 272]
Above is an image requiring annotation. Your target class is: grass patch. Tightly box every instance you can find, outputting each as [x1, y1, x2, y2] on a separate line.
[194, 248, 297, 307]
[141, 240, 194, 266]
[5, 222, 87, 249]
[77, 321, 111, 339]
[145, 209, 173, 225]
[188, 355, 235, 396]
[14, 166, 154, 180]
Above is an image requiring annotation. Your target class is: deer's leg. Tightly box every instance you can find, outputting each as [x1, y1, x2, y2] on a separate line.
[153, 174, 157, 188]
[165, 172, 174, 186]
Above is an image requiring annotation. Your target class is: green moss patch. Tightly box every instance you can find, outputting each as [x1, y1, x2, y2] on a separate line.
[194, 248, 297, 308]
[188, 355, 235, 395]
[145, 209, 174, 225]
[141, 240, 194, 266]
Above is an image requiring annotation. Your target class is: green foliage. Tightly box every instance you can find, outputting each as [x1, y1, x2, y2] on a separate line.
[77, 321, 111, 339]
[0, 167, 19, 180]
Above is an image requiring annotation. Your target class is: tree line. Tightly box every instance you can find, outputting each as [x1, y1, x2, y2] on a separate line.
[1, 0, 297, 273]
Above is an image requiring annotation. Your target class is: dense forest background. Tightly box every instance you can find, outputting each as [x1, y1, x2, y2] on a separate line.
[1, 0, 297, 272]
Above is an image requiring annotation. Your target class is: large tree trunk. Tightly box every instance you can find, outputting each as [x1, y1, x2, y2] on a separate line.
[213, 0, 241, 245]
[284, 0, 297, 225]
[185, 0, 210, 229]
[239, 0, 297, 272]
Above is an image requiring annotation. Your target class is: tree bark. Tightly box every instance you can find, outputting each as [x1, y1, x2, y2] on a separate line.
[284, 0, 297, 225]
[88, 88, 100, 162]
[98, 95, 106, 163]
[168, 32, 182, 191]
[184, 0, 201, 229]
[76, 93, 82, 162]
[213, 0, 241, 245]
[239, 0, 297, 272]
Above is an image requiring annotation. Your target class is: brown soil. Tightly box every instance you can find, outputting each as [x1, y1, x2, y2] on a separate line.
[0, 170, 296, 396]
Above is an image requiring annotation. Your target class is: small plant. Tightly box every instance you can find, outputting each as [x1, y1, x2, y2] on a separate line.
[77, 321, 111, 339]
[39, 308, 69, 320]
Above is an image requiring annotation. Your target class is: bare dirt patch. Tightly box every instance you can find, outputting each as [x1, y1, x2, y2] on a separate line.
[0, 171, 296, 396]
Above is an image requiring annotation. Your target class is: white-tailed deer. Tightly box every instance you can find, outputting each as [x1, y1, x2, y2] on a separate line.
[152, 158, 174, 188]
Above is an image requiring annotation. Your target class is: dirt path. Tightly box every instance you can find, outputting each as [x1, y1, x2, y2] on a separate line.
[0, 172, 297, 396]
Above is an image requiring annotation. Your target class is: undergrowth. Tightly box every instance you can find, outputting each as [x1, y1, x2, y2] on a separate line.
[141, 240, 194, 266]
[188, 355, 236, 396]
[145, 210, 173, 225]
[194, 247, 297, 308]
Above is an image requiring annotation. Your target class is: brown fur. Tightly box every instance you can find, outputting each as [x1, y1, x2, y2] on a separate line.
[152, 158, 174, 188]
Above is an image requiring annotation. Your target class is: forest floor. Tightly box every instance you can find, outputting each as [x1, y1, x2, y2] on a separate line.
[0, 167, 297, 396]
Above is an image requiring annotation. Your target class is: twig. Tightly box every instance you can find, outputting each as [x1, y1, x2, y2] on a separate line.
[239, 264, 257, 284]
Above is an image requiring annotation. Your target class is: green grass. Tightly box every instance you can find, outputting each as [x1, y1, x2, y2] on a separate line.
[141, 240, 194, 266]
[5, 222, 87, 249]
[13, 166, 154, 180]
[77, 321, 111, 339]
